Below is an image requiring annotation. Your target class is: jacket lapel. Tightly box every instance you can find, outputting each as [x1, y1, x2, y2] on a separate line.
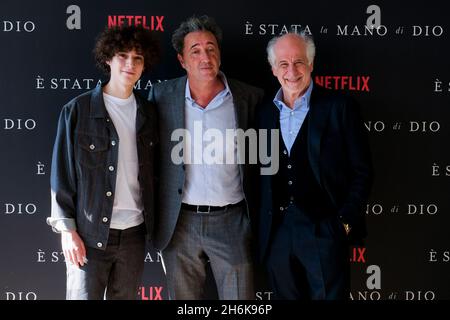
[171, 76, 187, 130]
[308, 87, 331, 186]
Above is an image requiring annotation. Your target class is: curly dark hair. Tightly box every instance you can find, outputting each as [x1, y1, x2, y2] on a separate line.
[172, 15, 222, 54]
[93, 25, 160, 74]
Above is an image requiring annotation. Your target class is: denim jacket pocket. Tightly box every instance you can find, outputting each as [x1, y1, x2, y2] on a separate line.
[75, 133, 109, 169]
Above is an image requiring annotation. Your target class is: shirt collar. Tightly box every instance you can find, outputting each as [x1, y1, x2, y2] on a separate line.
[185, 71, 231, 104]
[273, 81, 313, 112]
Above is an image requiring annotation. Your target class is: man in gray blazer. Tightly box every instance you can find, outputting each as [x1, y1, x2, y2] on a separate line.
[148, 15, 263, 299]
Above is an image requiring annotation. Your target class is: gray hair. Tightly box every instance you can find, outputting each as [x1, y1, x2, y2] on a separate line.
[266, 31, 316, 67]
[172, 15, 223, 54]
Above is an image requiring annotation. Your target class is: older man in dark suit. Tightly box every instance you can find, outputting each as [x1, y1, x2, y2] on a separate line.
[148, 15, 263, 300]
[258, 32, 373, 300]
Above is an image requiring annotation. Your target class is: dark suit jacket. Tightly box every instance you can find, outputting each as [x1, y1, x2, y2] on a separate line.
[148, 75, 264, 251]
[257, 85, 373, 261]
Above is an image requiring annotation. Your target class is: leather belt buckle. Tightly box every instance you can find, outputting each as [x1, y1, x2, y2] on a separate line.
[196, 205, 211, 214]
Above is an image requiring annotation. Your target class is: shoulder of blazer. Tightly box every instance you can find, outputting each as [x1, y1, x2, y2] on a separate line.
[151, 76, 187, 96]
[310, 85, 354, 110]
[228, 78, 264, 101]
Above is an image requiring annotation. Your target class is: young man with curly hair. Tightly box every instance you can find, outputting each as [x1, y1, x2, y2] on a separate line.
[47, 25, 159, 300]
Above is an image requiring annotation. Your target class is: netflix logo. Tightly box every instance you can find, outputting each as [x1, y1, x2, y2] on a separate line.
[108, 15, 164, 31]
[315, 75, 370, 92]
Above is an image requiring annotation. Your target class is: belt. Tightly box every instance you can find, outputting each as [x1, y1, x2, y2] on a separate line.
[181, 200, 245, 213]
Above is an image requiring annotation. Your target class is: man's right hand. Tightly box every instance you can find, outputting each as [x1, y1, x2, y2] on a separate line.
[61, 230, 87, 267]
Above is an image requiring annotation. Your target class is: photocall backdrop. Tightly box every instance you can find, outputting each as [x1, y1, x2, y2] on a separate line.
[0, 0, 449, 300]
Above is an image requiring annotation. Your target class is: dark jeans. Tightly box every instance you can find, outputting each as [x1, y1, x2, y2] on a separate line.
[66, 223, 146, 300]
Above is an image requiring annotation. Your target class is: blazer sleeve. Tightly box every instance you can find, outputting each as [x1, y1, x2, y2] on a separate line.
[338, 97, 373, 239]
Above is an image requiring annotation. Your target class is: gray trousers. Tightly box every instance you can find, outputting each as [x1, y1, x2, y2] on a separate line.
[65, 223, 146, 300]
[162, 203, 254, 300]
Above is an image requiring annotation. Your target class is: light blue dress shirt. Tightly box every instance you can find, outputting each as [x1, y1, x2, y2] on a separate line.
[182, 72, 245, 206]
[273, 82, 313, 155]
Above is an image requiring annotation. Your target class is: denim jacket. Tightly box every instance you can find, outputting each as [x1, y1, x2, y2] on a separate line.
[47, 83, 158, 250]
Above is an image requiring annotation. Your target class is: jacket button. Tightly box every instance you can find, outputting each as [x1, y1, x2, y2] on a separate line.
[283, 150, 287, 155]
[279, 206, 284, 211]
[97, 242, 103, 248]
[288, 180, 293, 185]
[111, 140, 116, 146]
[89, 144, 95, 150]
[106, 191, 112, 197]
[287, 164, 292, 169]
[102, 217, 108, 223]
[178, 188, 182, 194]
[108, 166, 114, 171]
[149, 141, 153, 146]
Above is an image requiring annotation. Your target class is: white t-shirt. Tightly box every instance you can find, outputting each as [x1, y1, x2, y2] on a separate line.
[103, 92, 144, 230]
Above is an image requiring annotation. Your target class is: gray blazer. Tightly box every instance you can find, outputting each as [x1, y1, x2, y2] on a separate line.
[148, 76, 264, 250]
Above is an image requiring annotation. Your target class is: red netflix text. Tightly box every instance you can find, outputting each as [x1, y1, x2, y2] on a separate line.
[139, 286, 164, 300]
[350, 247, 366, 263]
[108, 15, 165, 31]
[315, 75, 370, 92]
